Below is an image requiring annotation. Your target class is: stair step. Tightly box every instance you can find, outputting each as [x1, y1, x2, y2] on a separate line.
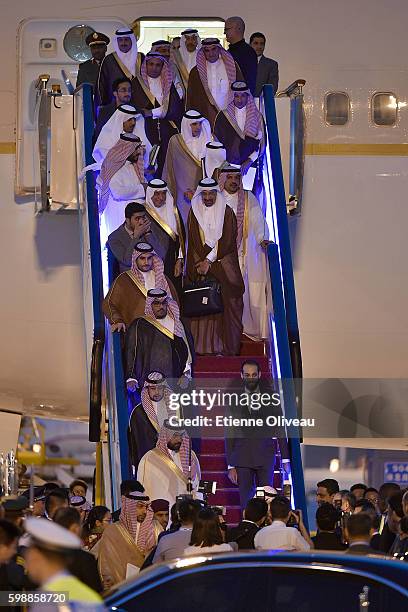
[226, 507, 242, 525]
[240, 339, 266, 356]
[195, 356, 270, 375]
[211, 490, 240, 506]
[199, 455, 227, 471]
[201, 471, 232, 488]
[199, 439, 225, 454]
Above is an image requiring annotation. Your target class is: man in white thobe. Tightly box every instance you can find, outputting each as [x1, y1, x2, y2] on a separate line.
[137, 421, 201, 506]
[219, 163, 271, 340]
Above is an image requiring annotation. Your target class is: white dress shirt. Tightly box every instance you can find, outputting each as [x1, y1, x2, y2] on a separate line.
[206, 59, 229, 110]
[254, 520, 311, 552]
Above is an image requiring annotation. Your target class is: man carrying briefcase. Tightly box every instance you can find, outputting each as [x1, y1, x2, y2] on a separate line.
[184, 177, 244, 355]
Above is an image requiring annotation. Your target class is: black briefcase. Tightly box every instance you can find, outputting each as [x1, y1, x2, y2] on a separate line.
[182, 278, 224, 317]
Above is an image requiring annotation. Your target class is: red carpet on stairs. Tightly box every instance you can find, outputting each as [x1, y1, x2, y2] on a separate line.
[194, 337, 283, 525]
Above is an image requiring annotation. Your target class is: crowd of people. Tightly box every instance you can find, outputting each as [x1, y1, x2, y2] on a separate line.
[93, 19, 278, 525]
[3, 15, 407, 610]
[1, 475, 407, 607]
[88, 18, 276, 374]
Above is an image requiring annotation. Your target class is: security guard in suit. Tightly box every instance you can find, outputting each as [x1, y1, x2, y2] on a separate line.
[76, 32, 110, 89]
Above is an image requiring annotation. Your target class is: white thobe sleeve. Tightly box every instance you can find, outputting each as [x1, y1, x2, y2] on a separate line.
[192, 452, 201, 491]
[183, 338, 193, 377]
[109, 166, 142, 201]
[205, 245, 218, 263]
[151, 105, 166, 119]
[248, 148, 259, 163]
[249, 193, 269, 243]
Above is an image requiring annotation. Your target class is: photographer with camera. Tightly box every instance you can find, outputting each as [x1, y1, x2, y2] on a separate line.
[254, 495, 313, 551]
[227, 498, 268, 549]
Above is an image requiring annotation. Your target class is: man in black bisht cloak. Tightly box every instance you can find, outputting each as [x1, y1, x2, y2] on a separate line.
[125, 288, 193, 391]
[128, 371, 171, 472]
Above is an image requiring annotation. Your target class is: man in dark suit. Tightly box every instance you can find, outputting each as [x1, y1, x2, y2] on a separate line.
[94, 77, 133, 141]
[227, 498, 268, 549]
[225, 17, 258, 96]
[345, 513, 381, 555]
[52, 507, 102, 594]
[225, 360, 285, 510]
[250, 32, 279, 97]
[107, 201, 152, 273]
[312, 503, 346, 551]
[76, 32, 109, 89]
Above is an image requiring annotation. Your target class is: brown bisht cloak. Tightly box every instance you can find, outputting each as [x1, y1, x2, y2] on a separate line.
[213, 111, 261, 165]
[186, 62, 243, 129]
[185, 206, 244, 355]
[98, 523, 145, 586]
[102, 270, 178, 326]
[162, 134, 203, 225]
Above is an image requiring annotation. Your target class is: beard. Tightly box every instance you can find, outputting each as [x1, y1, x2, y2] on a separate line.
[245, 379, 260, 392]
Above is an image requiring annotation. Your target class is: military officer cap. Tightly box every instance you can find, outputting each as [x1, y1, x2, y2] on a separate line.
[2, 496, 29, 512]
[21, 486, 46, 503]
[86, 32, 110, 47]
[25, 518, 81, 552]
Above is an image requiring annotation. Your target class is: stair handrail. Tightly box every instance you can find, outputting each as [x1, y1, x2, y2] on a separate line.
[276, 79, 306, 98]
[262, 84, 307, 524]
[73, 83, 105, 442]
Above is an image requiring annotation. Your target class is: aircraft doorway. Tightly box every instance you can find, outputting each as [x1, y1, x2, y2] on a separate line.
[133, 17, 226, 53]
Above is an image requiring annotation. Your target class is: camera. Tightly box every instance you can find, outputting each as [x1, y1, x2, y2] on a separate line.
[209, 505, 226, 517]
[286, 509, 301, 529]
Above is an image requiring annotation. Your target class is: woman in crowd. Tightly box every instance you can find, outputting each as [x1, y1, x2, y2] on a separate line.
[184, 508, 235, 556]
[82, 505, 112, 556]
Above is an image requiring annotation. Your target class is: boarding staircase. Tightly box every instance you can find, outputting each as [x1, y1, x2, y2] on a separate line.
[196, 336, 284, 524]
[66, 82, 308, 521]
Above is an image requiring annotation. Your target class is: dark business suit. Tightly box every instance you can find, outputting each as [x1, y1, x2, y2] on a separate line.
[346, 542, 381, 556]
[225, 381, 284, 509]
[255, 55, 279, 97]
[312, 531, 346, 551]
[228, 39, 258, 96]
[107, 223, 139, 273]
[67, 549, 103, 593]
[227, 520, 261, 549]
[76, 59, 101, 89]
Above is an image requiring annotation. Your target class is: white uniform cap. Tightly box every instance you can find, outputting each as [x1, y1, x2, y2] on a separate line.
[25, 518, 81, 552]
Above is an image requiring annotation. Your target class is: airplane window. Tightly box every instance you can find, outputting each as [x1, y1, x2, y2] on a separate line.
[371, 92, 398, 126]
[63, 25, 95, 62]
[324, 92, 350, 126]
